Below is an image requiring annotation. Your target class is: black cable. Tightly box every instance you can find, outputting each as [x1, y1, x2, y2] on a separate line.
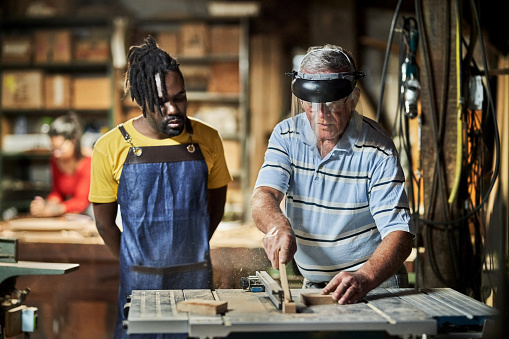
[415, 0, 451, 286]
[376, 0, 403, 123]
[417, 0, 500, 227]
[415, 0, 450, 224]
[470, 0, 502, 307]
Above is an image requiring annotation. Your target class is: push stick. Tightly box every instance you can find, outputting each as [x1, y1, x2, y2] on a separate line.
[279, 250, 296, 313]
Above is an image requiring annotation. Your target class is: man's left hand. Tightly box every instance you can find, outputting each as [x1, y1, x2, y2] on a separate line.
[321, 271, 374, 305]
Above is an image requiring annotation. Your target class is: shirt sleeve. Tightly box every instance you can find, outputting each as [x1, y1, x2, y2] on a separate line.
[61, 157, 92, 213]
[207, 131, 233, 189]
[368, 154, 414, 238]
[46, 158, 63, 202]
[254, 121, 292, 194]
[89, 139, 119, 203]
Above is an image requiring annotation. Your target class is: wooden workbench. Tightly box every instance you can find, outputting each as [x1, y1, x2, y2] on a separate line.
[0, 218, 271, 339]
[125, 287, 499, 338]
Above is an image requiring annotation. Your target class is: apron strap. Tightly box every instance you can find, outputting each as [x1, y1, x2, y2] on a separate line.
[118, 123, 129, 139]
[117, 123, 204, 164]
[130, 261, 209, 275]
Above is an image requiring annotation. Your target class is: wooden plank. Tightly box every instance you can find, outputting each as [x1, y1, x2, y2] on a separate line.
[279, 255, 296, 313]
[177, 299, 228, 316]
[300, 292, 336, 306]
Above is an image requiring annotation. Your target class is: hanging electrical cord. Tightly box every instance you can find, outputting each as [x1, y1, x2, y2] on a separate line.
[416, 0, 500, 294]
[470, 0, 502, 303]
[380, 0, 500, 290]
[447, 1, 464, 205]
[417, 0, 500, 227]
[415, 0, 451, 223]
[376, 0, 404, 123]
[378, 1, 499, 228]
[415, 0, 451, 285]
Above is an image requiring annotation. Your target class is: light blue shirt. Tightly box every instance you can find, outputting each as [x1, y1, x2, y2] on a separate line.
[255, 111, 414, 282]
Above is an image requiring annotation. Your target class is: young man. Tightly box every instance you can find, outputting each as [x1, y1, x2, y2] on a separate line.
[251, 45, 414, 305]
[89, 36, 232, 338]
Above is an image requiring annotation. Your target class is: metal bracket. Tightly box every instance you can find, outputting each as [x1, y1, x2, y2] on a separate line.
[255, 271, 284, 310]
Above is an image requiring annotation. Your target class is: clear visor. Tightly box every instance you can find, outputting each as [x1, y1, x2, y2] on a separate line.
[291, 89, 363, 148]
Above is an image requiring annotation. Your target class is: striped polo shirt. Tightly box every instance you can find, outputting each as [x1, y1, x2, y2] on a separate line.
[254, 111, 413, 283]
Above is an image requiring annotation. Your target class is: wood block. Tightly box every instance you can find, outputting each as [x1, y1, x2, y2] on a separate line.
[282, 301, 297, 313]
[300, 292, 336, 306]
[176, 299, 228, 316]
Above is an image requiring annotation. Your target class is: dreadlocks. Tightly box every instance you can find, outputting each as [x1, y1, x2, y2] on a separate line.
[124, 35, 183, 117]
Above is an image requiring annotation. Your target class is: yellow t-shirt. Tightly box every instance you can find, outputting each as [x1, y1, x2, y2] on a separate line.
[89, 116, 233, 203]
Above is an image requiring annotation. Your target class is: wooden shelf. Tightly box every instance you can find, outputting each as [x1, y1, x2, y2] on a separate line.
[0, 109, 110, 116]
[0, 151, 51, 159]
[0, 62, 110, 72]
[0, 17, 115, 217]
[0, 17, 111, 29]
[187, 92, 240, 103]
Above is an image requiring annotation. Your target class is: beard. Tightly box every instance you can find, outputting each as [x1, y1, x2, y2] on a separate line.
[147, 113, 186, 137]
[161, 117, 185, 137]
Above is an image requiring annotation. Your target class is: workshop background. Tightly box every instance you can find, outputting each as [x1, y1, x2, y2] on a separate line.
[0, 0, 507, 338]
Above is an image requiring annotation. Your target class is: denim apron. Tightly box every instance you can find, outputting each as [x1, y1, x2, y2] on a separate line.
[114, 122, 211, 339]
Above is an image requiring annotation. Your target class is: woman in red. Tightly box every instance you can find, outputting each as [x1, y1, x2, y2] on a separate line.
[30, 113, 92, 217]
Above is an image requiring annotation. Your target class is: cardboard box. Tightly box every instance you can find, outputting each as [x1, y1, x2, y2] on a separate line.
[45, 74, 72, 109]
[180, 65, 210, 91]
[210, 26, 240, 55]
[179, 23, 209, 57]
[72, 76, 111, 109]
[1, 71, 44, 109]
[156, 31, 178, 56]
[74, 36, 110, 62]
[207, 62, 239, 93]
[1, 35, 32, 63]
[34, 29, 72, 64]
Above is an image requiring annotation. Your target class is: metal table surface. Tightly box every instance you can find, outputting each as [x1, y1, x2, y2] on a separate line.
[125, 287, 498, 338]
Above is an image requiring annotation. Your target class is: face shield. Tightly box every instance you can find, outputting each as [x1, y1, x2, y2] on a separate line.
[288, 71, 366, 147]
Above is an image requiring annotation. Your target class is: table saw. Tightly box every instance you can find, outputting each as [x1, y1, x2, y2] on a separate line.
[124, 272, 499, 338]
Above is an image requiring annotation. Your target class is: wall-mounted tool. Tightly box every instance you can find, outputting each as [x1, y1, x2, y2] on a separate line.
[401, 17, 420, 119]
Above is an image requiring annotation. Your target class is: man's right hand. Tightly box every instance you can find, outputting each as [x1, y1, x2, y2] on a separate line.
[262, 225, 297, 270]
[251, 186, 296, 269]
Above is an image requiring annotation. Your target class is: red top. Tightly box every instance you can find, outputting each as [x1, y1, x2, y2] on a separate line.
[47, 156, 92, 214]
